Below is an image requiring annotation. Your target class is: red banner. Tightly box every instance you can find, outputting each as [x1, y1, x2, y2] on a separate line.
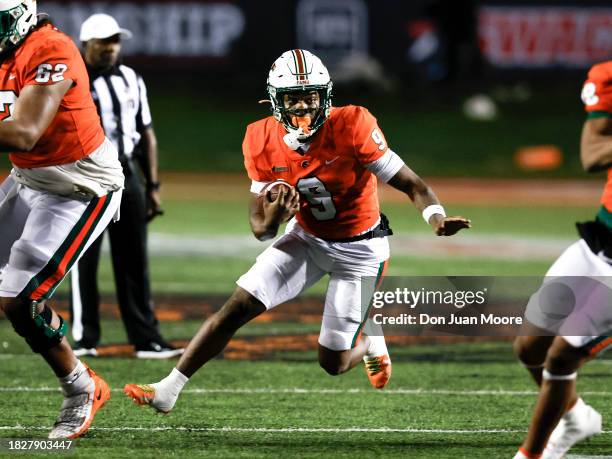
[479, 6, 612, 68]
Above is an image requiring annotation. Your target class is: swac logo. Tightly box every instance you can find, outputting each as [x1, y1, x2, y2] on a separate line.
[0, 90, 17, 121]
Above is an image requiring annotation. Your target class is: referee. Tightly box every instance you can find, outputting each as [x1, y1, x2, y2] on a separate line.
[70, 13, 183, 359]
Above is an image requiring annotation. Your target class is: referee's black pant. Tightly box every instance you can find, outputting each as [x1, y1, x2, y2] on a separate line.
[69, 168, 164, 348]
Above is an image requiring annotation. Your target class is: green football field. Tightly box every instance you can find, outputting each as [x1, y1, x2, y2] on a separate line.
[1, 337, 611, 458]
[0, 178, 610, 457]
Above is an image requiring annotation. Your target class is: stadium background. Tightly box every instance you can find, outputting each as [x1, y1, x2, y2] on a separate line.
[1, 0, 612, 457]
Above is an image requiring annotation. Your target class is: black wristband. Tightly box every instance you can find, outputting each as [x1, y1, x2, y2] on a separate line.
[147, 181, 161, 192]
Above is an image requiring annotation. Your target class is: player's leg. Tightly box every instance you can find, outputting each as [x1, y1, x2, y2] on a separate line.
[124, 231, 326, 412]
[542, 336, 608, 459]
[516, 336, 594, 459]
[316, 274, 372, 376]
[516, 239, 608, 449]
[178, 287, 266, 377]
[318, 258, 390, 388]
[182, 232, 325, 374]
[515, 241, 588, 387]
[516, 270, 610, 459]
[0, 187, 121, 439]
[1, 297, 77, 372]
[124, 286, 267, 413]
[513, 332, 554, 386]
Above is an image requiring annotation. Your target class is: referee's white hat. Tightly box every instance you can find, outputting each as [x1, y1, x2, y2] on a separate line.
[80, 13, 133, 41]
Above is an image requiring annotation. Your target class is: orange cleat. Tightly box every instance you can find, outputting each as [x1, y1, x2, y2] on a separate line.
[48, 365, 110, 439]
[123, 383, 170, 414]
[364, 355, 392, 389]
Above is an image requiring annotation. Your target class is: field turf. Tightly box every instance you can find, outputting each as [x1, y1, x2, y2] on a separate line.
[0, 178, 609, 457]
[1, 332, 611, 458]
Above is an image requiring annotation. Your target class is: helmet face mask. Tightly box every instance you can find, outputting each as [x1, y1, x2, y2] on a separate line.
[267, 49, 333, 140]
[0, 0, 37, 54]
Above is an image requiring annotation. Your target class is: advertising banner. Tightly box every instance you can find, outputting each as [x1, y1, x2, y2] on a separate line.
[479, 6, 612, 68]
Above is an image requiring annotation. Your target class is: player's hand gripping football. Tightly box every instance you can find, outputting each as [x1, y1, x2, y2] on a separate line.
[429, 215, 471, 236]
[263, 185, 300, 225]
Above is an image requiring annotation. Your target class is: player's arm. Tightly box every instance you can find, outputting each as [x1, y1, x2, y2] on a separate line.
[0, 79, 72, 152]
[387, 165, 471, 236]
[580, 117, 612, 172]
[248, 187, 299, 241]
[355, 107, 469, 235]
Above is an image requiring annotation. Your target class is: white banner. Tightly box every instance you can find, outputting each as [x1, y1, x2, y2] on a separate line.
[43, 2, 245, 57]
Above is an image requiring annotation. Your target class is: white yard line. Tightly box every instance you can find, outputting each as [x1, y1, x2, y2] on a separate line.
[1, 386, 612, 396]
[145, 233, 573, 261]
[566, 456, 612, 459]
[0, 426, 528, 434]
[0, 425, 611, 435]
[566, 457, 612, 459]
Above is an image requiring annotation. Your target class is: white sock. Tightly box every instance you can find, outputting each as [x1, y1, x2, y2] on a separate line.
[151, 368, 189, 411]
[364, 335, 389, 360]
[564, 397, 586, 420]
[59, 360, 93, 396]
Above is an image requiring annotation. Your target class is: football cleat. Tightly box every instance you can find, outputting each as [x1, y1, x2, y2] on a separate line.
[513, 448, 539, 459]
[543, 401, 602, 459]
[123, 383, 170, 414]
[364, 354, 392, 389]
[48, 366, 110, 439]
[362, 334, 391, 389]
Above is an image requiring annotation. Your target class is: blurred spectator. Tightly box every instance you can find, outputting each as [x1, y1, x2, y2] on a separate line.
[408, 0, 482, 85]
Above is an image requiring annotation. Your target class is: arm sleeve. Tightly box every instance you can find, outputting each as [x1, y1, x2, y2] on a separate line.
[582, 62, 612, 117]
[22, 39, 80, 86]
[352, 106, 390, 165]
[365, 149, 406, 182]
[136, 75, 153, 130]
[242, 124, 274, 183]
[250, 180, 269, 194]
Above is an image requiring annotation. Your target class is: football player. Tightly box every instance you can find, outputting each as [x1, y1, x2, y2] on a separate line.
[0, 1, 123, 439]
[124, 49, 470, 413]
[513, 61, 612, 459]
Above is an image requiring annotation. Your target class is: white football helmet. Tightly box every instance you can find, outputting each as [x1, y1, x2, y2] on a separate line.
[0, 0, 36, 53]
[267, 49, 333, 140]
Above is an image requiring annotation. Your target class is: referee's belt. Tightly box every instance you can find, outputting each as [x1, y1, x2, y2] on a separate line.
[322, 213, 393, 243]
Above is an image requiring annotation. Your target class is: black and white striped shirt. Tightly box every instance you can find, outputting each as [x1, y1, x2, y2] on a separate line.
[88, 64, 152, 161]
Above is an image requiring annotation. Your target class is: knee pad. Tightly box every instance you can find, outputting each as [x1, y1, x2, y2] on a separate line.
[11, 301, 68, 353]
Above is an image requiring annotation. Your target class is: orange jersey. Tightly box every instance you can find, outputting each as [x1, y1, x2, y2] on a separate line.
[1, 24, 105, 168]
[243, 105, 389, 239]
[582, 61, 612, 211]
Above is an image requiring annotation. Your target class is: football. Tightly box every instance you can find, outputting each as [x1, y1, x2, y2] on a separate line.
[264, 180, 293, 202]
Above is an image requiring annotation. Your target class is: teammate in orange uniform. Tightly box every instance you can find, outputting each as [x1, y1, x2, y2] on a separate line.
[0, 1, 123, 439]
[513, 61, 612, 459]
[124, 49, 469, 413]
